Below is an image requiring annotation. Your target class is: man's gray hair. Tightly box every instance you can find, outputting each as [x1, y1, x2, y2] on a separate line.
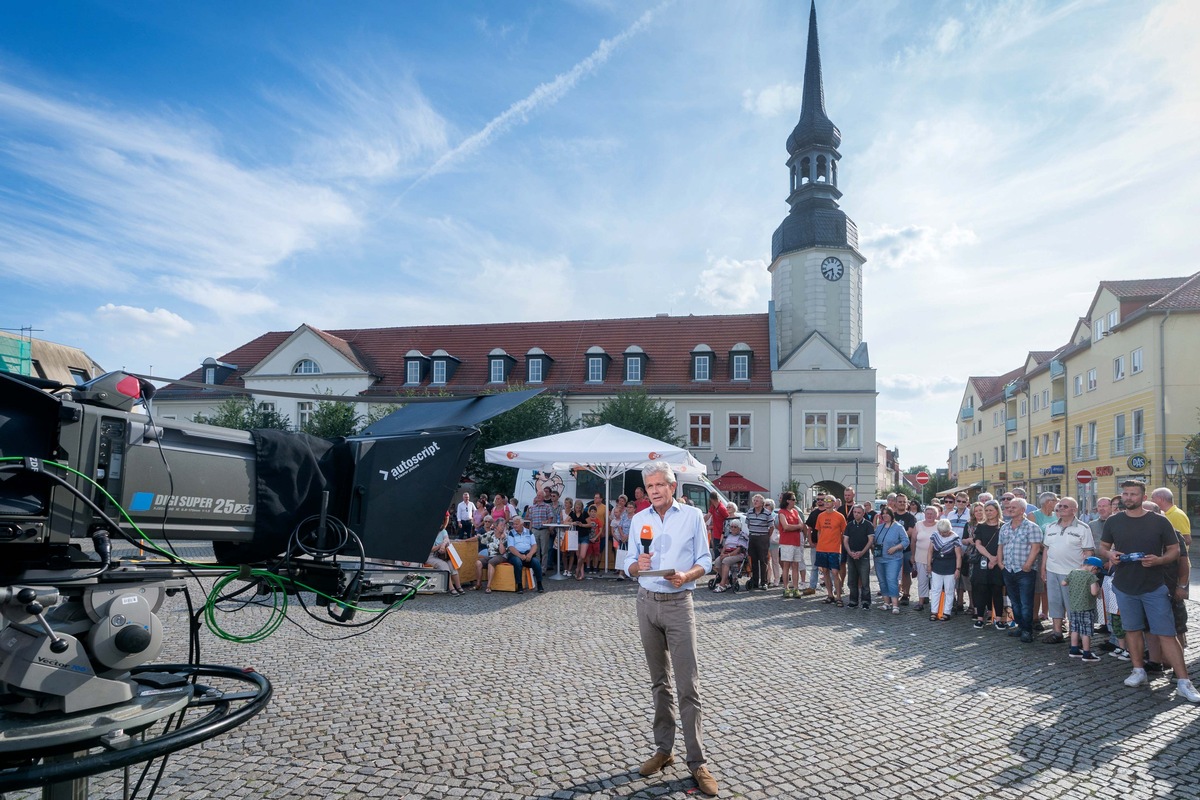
[1038, 492, 1057, 504]
[641, 460, 676, 485]
[1151, 487, 1173, 503]
[1012, 487, 1028, 498]
[1008, 497, 1028, 514]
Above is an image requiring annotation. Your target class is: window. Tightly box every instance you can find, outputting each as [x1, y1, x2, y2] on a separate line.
[688, 413, 712, 448]
[203, 367, 215, 385]
[293, 359, 320, 375]
[804, 413, 829, 450]
[1032, 394, 1039, 413]
[1019, 439, 1027, 459]
[626, 358, 642, 383]
[432, 360, 446, 384]
[1042, 389, 1049, 408]
[1053, 431, 1061, 453]
[1073, 375, 1083, 396]
[1114, 413, 1126, 454]
[1093, 316, 1107, 341]
[489, 359, 505, 383]
[993, 446, 999, 463]
[728, 413, 751, 449]
[1132, 408, 1144, 452]
[694, 355, 711, 381]
[732, 354, 749, 381]
[261, 402, 275, 413]
[1033, 437, 1040, 457]
[297, 402, 314, 429]
[1087, 369, 1097, 391]
[1000, 445, 1006, 462]
[993, 411, 1000, 428]
[836, 412, 861, 451]
[1087, 421, 1097, 452]
[528, 359, 543, 383]
[1131, 348, 1143, 374]
[1074, 425, 1083, 455]
[1042, 433, 1049, 455]
[406, 361, 421, 384]
[587, 357, 604, 382]
[1019, 399, 1027, 417]
[1108, 309, 1118, 330]
[1113, 356, 1125, 382]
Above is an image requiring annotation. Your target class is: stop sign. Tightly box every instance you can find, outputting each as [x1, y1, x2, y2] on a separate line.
[915, 471, 930, 486]
[1076, 469, 1093, 484]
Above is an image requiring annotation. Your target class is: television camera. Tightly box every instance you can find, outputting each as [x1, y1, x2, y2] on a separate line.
[0, 369, 535, 793]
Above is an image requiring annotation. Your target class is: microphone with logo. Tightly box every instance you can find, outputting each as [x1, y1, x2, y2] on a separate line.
[636, 524, 674, 579]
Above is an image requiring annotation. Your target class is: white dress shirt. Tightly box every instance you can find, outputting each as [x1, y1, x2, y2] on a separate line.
[622, 500, 713, 592]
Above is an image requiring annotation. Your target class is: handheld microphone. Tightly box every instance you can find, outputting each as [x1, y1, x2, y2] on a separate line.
[640, 525, 654, 555]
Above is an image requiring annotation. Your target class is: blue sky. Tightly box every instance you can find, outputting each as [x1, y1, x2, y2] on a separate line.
[3, 0, 1197, 471]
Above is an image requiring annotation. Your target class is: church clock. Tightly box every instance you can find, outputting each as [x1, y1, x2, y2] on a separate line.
[820, 256, 844, 281]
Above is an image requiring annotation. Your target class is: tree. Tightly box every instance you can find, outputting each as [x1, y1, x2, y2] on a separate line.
[467, 390, 575, 498]
[301, 392, 364, 439]
[193, 396, 291, 431]
[588, 389, 683, 445]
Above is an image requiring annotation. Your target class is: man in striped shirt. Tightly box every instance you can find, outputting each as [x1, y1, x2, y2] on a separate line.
[744, 494, 774, 591]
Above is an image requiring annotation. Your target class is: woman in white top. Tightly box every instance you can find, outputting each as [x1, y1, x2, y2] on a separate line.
[911, 504, 941, 612]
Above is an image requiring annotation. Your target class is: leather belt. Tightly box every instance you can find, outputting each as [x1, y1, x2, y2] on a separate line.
[639, 588, 693, 602]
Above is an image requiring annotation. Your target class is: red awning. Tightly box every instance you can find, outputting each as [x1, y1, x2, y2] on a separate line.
[712, 471, 768, 493]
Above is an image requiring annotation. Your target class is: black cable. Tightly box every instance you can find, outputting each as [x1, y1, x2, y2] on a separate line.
[140, 398, 182, 561]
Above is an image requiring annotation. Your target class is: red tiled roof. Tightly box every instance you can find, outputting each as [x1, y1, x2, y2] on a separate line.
[970, 365, 1025, 408]
[1148, 272, 1200, 311]
[1098, 277, 1189, 299]
[309, 326, 369, 372]
[161, 314, 772, 398]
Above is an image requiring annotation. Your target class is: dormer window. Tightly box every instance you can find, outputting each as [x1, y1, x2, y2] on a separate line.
[202, 357, 237, 385]
[406, 361, 421, 384]
[623, 345, 646, 384]
[489, 348, 516, 383]
[429, 349, 459, 385]
[585, 346, 610, 383]
[204, 367, 216, 384]
[293, 359, 320, 375]
[691, 344, 714, 382]
[729, 343, 752, 382]
[403, 350, 428, 385]
[526, 348, 552, 384]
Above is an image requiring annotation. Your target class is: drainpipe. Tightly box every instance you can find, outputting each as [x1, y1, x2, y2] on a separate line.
[1160, 312, 1171, 486]
[787, 390, 796, 494]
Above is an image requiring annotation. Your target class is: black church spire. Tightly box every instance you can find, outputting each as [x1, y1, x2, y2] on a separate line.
[786, 0, 841, 153]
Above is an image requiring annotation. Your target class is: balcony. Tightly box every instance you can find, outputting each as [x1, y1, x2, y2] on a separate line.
[1050, 399, 1066, 418]
[1074, 443, 1098, 461]
[1005, 418, 1018, 433]
[1004, 382, 1019, 400]
[1049, 359, 1065, 378]
[960, 406, 974, 421]
[1110, 434, 1146, 456]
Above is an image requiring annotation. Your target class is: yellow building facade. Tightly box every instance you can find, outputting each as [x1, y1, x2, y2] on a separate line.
[952, 274, 1200, 517]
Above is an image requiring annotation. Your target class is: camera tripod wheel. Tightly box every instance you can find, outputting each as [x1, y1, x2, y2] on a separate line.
[0, 663, 272, 794]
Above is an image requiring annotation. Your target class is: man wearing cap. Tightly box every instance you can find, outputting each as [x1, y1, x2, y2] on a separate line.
[1099, 480, 1200, 702]
[1040, 497, 1095, 643]
[624, 461, 717, 796]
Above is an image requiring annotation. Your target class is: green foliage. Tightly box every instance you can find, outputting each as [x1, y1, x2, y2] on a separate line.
[363, 402, 402, 428]
[193, 396, 291, 431]
[889, 484, 917, 502]
[301, 390, 364, 439]
[588, 390, 683, 446]
[468, 389, 575, 498]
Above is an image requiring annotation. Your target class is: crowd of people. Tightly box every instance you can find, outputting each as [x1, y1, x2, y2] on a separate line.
[440, 478, 1196, 703]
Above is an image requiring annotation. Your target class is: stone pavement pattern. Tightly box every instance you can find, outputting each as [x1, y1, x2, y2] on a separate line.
[11, 571, 1200, 799]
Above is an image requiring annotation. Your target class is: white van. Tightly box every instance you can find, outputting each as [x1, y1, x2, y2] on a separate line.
[512, 466, 732, 517]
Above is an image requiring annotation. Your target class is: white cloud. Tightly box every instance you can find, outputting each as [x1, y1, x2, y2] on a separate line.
[879, 373, 962, 401]
[933, 18, 963, 54]
[95, 304, 195, 337]
[859, 224, 978, 272]
[741, 83, 803, 118]
[162, 278, 278, 317]
[693, 255, 769, 311]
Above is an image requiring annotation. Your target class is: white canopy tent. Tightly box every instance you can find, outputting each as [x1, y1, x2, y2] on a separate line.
[484, 424, 707, 576]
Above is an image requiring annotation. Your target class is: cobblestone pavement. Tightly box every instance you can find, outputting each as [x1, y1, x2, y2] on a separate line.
[12, 563, 1200, 800]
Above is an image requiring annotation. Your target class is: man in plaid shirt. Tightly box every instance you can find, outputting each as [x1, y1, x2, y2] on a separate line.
[529, 488, 557, 574]
[998, 497, 1044, 643]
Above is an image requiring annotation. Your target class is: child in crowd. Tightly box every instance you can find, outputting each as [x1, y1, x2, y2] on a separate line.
[1064, 556, 1104, 663]
[1101, 560, 1130, 660]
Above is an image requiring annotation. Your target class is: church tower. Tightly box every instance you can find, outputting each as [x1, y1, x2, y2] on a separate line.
[769, 0, 866, 365]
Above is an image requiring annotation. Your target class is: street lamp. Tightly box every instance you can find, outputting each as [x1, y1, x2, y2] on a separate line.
[711, 453, 722, 477]
[1164, 452, 1196, 489]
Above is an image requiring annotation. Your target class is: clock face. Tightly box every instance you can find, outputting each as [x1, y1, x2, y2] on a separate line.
[821, 256, 844, 281]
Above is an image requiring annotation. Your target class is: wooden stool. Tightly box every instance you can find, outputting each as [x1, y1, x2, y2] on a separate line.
[488, 563, 534, 592]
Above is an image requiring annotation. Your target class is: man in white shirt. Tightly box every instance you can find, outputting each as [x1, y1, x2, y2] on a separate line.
[624, 461, 716, 797]
[455, 492, 474, 536]
[1040, 496, 1095, 643]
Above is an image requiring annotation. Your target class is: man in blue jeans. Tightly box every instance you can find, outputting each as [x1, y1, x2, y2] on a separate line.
[998, 497, 1043, 643]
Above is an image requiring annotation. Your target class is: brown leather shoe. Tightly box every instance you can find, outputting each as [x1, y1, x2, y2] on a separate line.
[692, 765, 718, 796]
[638, 751, 674, 776]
